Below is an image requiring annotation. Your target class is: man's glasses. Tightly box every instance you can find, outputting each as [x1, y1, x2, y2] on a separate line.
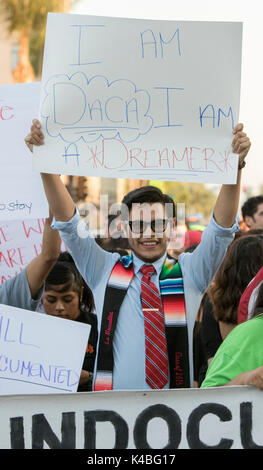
[126, 219, 171, 234]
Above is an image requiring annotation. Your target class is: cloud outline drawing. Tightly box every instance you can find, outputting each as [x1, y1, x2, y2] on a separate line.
[41, 72, 154, 144]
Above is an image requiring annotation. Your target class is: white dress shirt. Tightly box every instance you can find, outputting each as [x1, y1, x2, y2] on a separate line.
[53, 211, 238, 389]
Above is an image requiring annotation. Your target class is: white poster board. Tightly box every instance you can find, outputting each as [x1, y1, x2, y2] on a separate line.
[0, 217, 66, 285]
[0, 386, 262, 449]
[33, 13, 242, 184]
[0, 303, 90, 395]
[0, 82, 49, 221]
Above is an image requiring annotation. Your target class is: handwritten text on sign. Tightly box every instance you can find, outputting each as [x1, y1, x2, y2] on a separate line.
[0, 304, 90, 395]
[0, 82, 48, 221]
[0, 218, 66, 285]
[0, 386, 262, 449]
[33, 14, 242, 184]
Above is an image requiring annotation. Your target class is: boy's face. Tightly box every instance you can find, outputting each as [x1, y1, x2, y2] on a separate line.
[124, 202, 174, 263]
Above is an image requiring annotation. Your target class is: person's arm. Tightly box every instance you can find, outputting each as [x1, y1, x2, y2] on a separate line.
[26, 209, 61, 299]
[25, 119, 118, 290]
[77, 370, 93, 392]
[179, 123, 251, 294]
[222, 366, 263, 390]
[213, 123, 251, 228]
[0, 211, 61, 309]
[25, 119, 75, 222]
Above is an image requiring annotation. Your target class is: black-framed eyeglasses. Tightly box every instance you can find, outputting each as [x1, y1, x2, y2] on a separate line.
[126, 219, 171, 234]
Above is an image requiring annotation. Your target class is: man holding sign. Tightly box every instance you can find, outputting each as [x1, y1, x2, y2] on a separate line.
[26, 119, 250, 391]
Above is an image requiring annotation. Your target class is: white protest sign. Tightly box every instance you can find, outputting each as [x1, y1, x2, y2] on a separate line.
[0, 303, 90, 394]
[0, 217, 67, 285]
[0, 82, 49, 221]
[0, 386, 262, 449]
[33, 13, 242, 184]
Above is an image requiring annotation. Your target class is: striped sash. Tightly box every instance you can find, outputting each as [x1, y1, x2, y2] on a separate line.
[94, 255, 190, 391]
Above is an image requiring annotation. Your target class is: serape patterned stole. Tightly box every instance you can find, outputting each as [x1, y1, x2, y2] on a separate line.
[94, 255, 190, 391]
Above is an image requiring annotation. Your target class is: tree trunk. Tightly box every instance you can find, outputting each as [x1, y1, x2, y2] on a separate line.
[12, 29, 35, 83]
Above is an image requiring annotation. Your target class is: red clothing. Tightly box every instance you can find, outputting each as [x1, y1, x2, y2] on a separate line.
[237, 266, 263, 324]
[184, 230, 202, 248]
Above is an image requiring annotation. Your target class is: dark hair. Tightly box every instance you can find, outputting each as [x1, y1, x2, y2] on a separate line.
[241, 195, 263, 219]
[184, 243, 199, 253]
[121, 185, 176, 218]
[45, 252, 95, 313]
[209, 235, 263, 323]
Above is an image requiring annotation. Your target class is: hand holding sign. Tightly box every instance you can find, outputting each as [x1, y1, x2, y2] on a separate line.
[232, 123, 251, 169]
[32, 14, 244, 184]
[27, 119, 251, 169]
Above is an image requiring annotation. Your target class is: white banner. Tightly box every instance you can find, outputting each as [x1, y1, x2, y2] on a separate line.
[0, 82, 48, 221]
[33, 14, 242, 184]
[0, 304, 90, 395]
[0, 386, 262, 449]
[0, 217, 66, 285]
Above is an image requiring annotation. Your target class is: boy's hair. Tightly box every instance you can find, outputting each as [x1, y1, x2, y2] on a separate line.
[121, 185, 176, 218]
[241, 195, 263, 219]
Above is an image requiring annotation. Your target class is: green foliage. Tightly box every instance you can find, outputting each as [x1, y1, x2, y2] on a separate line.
[150, 180, 217, 219]
[0, 0, 63, 32]
[0, 0, 79, 76]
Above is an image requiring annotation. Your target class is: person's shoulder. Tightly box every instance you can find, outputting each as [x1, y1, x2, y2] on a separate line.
[244, 314, 263, 330]
[225, 314, 263, 344]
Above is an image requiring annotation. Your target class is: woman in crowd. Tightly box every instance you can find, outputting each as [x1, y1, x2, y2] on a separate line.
[201, 280, 263, 389]
[39, 252, 97, 392]
[198, 234, 263, 384]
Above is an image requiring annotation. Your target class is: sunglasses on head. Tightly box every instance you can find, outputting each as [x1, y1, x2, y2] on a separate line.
[125, 219, 171, 234]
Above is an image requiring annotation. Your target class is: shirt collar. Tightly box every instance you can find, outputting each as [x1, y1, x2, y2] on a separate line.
[132, 251, 167, 276]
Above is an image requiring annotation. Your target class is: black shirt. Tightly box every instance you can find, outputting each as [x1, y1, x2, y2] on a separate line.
[76, 310, 98, 392]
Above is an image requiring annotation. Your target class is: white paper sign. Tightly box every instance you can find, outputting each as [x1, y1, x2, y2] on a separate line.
[0, 82, 48, 221]
[0, 303, 90, 395]
[33, 14, 242, 184]
[0, 217, 66, 285]
[0, 386, 262, 449]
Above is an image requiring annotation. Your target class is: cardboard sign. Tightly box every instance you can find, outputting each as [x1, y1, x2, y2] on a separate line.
[0, 303, 90, 395]
[33, 14, 242, 184]
[0, 82, 48, 221]
[0, 218, 66, 285]
[0, 386, 262, 449]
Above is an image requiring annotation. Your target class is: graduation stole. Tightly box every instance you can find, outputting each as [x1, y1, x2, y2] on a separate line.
[94, 255, 190, 391]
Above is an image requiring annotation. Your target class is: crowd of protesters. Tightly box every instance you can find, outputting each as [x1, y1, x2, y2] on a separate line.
[1, 119, 263, 393]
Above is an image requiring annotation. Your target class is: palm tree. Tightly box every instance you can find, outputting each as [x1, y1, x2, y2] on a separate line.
[0, 0, 72, 83]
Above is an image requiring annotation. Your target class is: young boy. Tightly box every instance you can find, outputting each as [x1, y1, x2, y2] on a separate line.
[26, 120, 251, 390]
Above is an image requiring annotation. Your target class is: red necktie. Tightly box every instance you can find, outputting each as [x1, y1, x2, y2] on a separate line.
[140, 265, 168, 389]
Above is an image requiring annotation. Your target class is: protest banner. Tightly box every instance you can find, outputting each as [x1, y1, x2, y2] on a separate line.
[0, 303, 90, 395]
[0, 82, 48, 221]
[0, 217, 67, 285]
[0, 386, 261, 449]
[33, 13, 242, 184]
